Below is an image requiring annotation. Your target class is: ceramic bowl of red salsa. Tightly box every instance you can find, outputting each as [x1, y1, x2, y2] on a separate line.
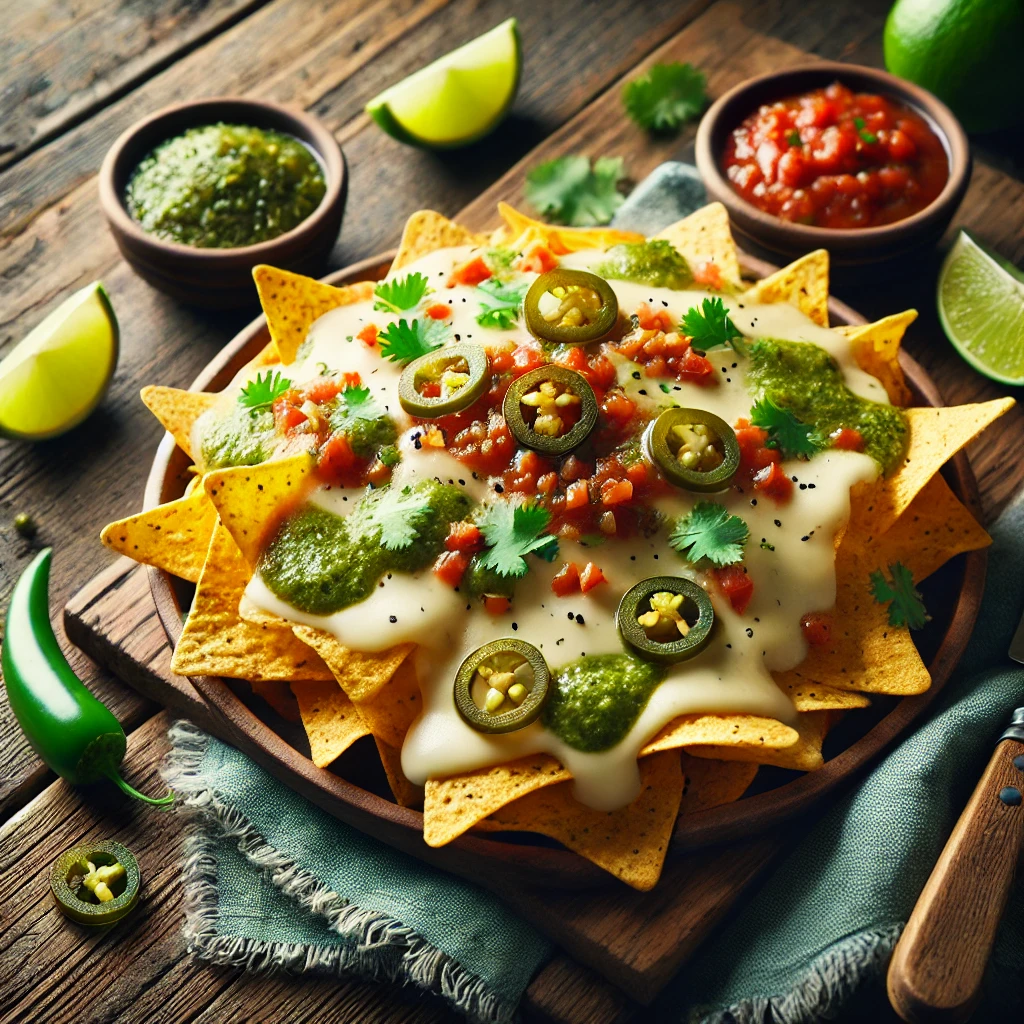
[696, 63, 970, 274]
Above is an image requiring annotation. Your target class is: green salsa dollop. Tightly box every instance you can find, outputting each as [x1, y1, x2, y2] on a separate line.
[199, 403, 278, 470]
[542, 653, 666, 753]
[593, 240, 692, 289]
[748, 338, 908, 472]
[125, 123, 327, 248]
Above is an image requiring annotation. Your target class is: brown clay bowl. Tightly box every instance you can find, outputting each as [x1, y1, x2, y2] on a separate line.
[99, 97, 347, 309]
[695, 63, 971, 276]
[146, 251, 985, 890]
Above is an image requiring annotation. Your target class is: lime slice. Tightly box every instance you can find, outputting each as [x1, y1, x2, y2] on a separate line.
[938, 230, 1024, 386]
[366, 18, 520, 149]
[0, 282, 119, 440]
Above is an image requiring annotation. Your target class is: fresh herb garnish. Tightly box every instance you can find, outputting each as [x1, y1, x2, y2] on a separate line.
[750, 396, 826, 459]
[787, 130, 802, 147]
[484, 246, 519, 275]
[524, 154, 626, 227]
[622, 62, 707, 132]
[669, 501, 749, 566]
[362, 485, 432, 551]
[377, 318, 450, 365]
[377, 444, 401, 468]
[373, 272, 431, 314]
[870, 561, 929, 629]
[853, 117, 878, 145]
[659, 382, 672, 394]
[329, 383, 383, 433]
[238, 370, 292, 410]
[680, 297, 744, 352]
[475, 278, 528, 330]
[478, 500, 559, 577]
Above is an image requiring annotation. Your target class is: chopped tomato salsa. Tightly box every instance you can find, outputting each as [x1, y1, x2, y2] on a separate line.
[801, 612, 832, 646]
[714, 565, 754, 614]
[722, 81, 949, 229]
[830, 426, 864, 451]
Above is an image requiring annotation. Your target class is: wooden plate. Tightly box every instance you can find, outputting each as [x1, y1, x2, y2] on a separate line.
[146, 250, 986, 889]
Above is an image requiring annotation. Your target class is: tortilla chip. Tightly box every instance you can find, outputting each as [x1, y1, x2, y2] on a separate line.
[687, 711, 830, 772]
[141, 386, 219, 460]
[483, 750, 684, 891]
[290, 679, 370, 767]
[494, 202, 644, 253]
[100, 484, 218, 583]
[171, 523, 333, 682]
[640, 712, 799, 756]
[292, 625, 414, 704]
[253, 265, 375, 364]
[654, 202, 742, 290]
[249, 679, 301, 723]
[678, 753, 758, 813]
[392, 210, 489, 270]
[203, 453, 316, 568]
[375, 738, 424, 808]
[424, 754, 569, 847]
[775, 675, 871, 712]
[837, 310, 915, 406]
[243, 340, 283, 372]
[740, 249, 830, 326]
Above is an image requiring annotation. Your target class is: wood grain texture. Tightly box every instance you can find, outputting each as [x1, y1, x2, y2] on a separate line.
[887, 738, 1024, 1023]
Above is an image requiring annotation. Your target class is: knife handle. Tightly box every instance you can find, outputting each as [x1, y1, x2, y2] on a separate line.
[887, 737, 1024, 1023]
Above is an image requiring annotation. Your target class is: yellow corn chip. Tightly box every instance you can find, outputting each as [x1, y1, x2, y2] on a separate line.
[141, 386, 219, 460]
[252, 265, 375, 364]
[687, 710, 831, 771]
[392, 210, 489, 270]
[249, 679, 301, 723]
[292, 625, 414, 704]
[100, 484, 218, 583]
[243, 340, 284, 372]
[374, 738, 424, 808]
[837, 310, 915, 406]
[484, 750, 684, 891]
[678, 753, 758, 814]
[171, 523, 333, 682]
[290, 679, 370, 768]
[654, 202, 742, 290]
[424, 754, 569, 847]
[640, 712, 799, 756]
[739, 249, 830, 326]
[495, 202, 643, 253]
[775, 675, 871, 712]
[203, 453, 316, 567]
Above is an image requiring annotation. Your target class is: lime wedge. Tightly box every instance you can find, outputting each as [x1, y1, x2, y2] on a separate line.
[366, 18, 520, 149]
[0, 282, 119, 440]
[938, 230, 1024, 386]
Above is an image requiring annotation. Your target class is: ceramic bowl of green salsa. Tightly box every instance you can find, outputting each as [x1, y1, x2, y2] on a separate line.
[100, 98, 346, 308]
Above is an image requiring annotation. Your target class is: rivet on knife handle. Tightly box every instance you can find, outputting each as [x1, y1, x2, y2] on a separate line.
[887, 720, 1024, 1023]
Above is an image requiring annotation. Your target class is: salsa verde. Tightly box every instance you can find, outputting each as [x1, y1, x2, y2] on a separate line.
[593, 240, 692, 289]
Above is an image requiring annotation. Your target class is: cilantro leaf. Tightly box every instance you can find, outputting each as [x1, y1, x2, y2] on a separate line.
[238, 370, 292, 410]
[361, 485, 432, 551]
[328, 383, 383, 433]
[524, 154, 627, 227]
[622, 62, 707, 133]
[475, 278, 528, 330]
[870, 562, 929, 630]
[377, 318, 450, 365]
[787, 130, 802, 147]
[680, 297, 744, 352]
[853, 116, 878, 145]
[749, 396, 826, 459]
[373, 272, 432, 314]
[669, 501, 749, 566]
[478, 500, 559, 577]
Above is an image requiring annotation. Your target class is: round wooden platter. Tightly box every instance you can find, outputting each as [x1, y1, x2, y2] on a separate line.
[146, 250, 986, 890]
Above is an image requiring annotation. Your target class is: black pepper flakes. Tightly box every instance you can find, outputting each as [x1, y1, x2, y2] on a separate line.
[774, 519, 782, 527]
[511, 622, 518, 631]
[575, 614, 585, 624]
[389, 615, 397, 623]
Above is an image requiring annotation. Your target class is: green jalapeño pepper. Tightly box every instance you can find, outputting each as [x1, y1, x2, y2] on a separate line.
[524, 269, 618, 345]
[454, 639, 550, 734]
[503, 365, 598, 456]
[643, 407, 740, 492]
[2, 549, 174, 806]
[398, 343, 490, 418]
[617, 576, 715, 664]
[50, 840, 140, 925]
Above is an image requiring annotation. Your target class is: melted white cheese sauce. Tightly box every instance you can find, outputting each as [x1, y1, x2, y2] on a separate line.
[228, 243, 882, 809]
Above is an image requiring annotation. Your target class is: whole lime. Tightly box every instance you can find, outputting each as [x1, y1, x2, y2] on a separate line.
[884, 0, 1024, 134]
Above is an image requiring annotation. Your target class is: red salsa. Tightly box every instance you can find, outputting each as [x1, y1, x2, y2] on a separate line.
[722, 82, 948, 229]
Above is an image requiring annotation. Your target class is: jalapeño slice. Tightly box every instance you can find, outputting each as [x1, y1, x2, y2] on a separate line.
[503, 365, 598, 456]
[399, 343, 489, 418]
[524, 269, 618, 345]
[454, 638, 550, 735]
[617, 576, 714, 664]
[50, 840, 140, 926]
[643, 408, 740, 492]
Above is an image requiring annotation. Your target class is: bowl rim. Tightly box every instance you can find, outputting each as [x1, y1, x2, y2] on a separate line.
[695, 60, 971, 244]
[98, 96, 345, 262]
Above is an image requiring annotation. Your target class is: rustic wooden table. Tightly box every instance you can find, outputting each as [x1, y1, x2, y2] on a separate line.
[2, 2, 1022, 1022]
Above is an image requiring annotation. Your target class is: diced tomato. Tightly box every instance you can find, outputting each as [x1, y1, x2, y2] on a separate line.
[564, 480, 590, 509]
[318, 434, 357, 482]
[677, 347, 716, 383]
[693, 260, 724, 290]
[714, 565, 754, 614]
[488, 347, 514, 374]
[302, 379, 340, 404]
[600, 479, 633, 506]
[448, 256, 492, 287]
[753, 461, 793, 502]
[599, 389, 636, 432]
[274, 405, 307, 433]
[635, 301, 674, 333]
[425, 303, 453, 320]
[537, 471, 559, 495]
[551, 562, 581, 597]
[341, 372, 362, 389]
[510, 343, 547, 378]
[433, 550, 469, 588]
[830, 426, 864, 452]
[625, 461, 648, 486]
[357, 324, 378, 347]
[801, 612, 832, 646]
[420, 381, 441, 398]
[445, 521, 484, 554]
[735, 420, 781, 475]
[560, 456, 592, 483]
[579, 562, 607, 593]
[517, 244, 557, 274]
[483, 595, 512, 616]
[365, 458, 392, 486]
